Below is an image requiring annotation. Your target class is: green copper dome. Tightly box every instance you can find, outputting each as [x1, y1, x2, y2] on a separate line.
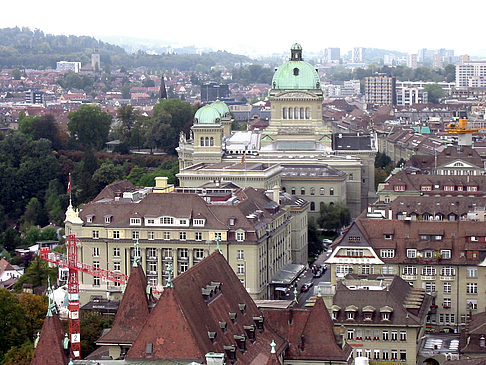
[210, 100, 230, 117]
[272, 44, 320, 90]
[194, 105, 221, 124]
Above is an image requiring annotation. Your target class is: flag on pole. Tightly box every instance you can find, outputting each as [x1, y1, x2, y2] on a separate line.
[67, 174, 72, 194]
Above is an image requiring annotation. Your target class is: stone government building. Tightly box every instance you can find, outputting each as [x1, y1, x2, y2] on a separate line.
[177, 44, 377, 218]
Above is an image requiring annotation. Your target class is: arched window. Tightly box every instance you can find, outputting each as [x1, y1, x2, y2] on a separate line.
[289, 107, 293, 119]
[310, 202, 315, 211]
[200, 137, 205, 146]
[283, 107, 287, 119]
[205, 137, 209, 146]
[291, 187, 296, 195]
[305, 107, 310, 119]
[320, 202, 325, 210]
[330, 188, 334, 196]
[300, 107, 304, 119]
[294, 107, 299, 119]
[301, 187, 305, 195]
[310, 187, 315, 195]
[320, 187, 325, 195]
[210, 137, 214, 146]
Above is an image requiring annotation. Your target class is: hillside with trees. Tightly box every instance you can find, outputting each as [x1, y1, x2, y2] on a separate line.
[0, 27, 251, 71]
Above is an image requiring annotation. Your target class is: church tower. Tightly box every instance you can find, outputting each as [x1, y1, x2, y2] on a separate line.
[91, 47, 101, 72]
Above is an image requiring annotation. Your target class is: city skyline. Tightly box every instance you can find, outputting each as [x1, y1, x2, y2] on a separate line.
[4, 0, 486, 57]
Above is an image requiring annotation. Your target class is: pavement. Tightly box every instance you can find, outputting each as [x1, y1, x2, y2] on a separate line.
[293, 248, 332, 307]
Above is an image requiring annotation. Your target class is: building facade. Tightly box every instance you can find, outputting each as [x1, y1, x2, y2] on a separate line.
[365, 75, 396, 106]
[65, 180, 299, 303]
[177, 44, 377, 218]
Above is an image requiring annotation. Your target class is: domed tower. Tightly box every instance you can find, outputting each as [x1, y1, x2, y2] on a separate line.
[191, 104, 224, 164]
[262, 44, 331, 149]
[210, 100, 233, 138]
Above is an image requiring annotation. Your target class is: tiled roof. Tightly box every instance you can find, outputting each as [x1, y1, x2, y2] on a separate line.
[31, 314, 71, 365]
[387, 196, 486, 217]
[126, 251, 287, 363]
[345, 218, 486, 266]
[263, 298, 348, 361]
[460, 311, 486, 354]
[333, 276, 431, 327]
[97, 265, 150, 345]
[93, 179, 136, 201]
[0, 258, 15, 275]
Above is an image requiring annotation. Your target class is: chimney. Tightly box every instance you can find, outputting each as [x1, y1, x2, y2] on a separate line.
[272, 185, 280, 204]
[206, 352, 225, 365]
[155, 176, 168, 188]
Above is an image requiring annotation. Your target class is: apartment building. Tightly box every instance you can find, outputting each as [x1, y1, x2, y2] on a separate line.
[365, 75, 396, 106]
[326, 218, 486, 333]
[456, 61, 486, 88]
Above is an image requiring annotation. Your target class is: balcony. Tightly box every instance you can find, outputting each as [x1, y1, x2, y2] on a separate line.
[163, 256, 173, 261]
[440, 276, 455, 281]
[178, 256, 189, 262]
[402, 275, 417, 280]
[147, 271, 157, 276]
[421, 275, 436, 280]
[146, 256, 157, 262]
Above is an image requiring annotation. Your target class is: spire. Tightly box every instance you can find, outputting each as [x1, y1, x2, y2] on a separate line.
[47, 277, 57, 316]
[159, 74, 167, 99]
[133, 238, 140, 267]
[165, 262, 174, 288]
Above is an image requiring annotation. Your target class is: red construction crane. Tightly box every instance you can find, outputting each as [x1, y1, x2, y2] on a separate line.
[40, 234, 158, 359]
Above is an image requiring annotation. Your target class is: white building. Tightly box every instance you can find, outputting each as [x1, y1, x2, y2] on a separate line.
[353, 47, 366, 63]
[396, 86, 428, 105]
[456, 61, 486, 88]
[56, 61, 81, 73]
[407, 54, 418, 69]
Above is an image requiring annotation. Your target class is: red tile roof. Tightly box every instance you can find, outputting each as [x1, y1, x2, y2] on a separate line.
[31, 314, 71, 365]
[97, 265, 150, 345]
[126, 251, 287, 363]
[263, 298, 348, 362]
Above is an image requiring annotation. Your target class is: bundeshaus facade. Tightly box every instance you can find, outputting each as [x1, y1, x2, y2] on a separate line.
[177, 43, 377, 219]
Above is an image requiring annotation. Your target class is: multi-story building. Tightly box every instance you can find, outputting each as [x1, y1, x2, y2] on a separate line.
[407, 54, 418, 69]
[325, 47, 341, 62]
[456, 61, 486, 89]
[326, 275, 431, 365]
[353, 47, 366, 63]
[56, 61, 81, 73]
[365, 75, 396, 106]
[178, 44, 378, 218]
[200, 82, 230, 102]
[396, 86, 428, 105]
[325, 218, 486, 333]
[25, 89, 44, 104]
[65, 178, 299, 302]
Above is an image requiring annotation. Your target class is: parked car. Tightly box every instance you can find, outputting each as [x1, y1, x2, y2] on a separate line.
[322, 239, 333, 244]
[301, 282, 314, 292]
[320, 264, 328, 272]
[313, 269, 322, 278]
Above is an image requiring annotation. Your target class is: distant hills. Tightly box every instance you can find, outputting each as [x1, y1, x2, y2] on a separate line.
[0, 27, 252, 71]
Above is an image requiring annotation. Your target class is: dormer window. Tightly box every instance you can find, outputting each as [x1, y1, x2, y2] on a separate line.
[161, 217, 174, 225]
[384, 234, 393, 240]
[193, 219, 205, 227]
[130, 218, 141, 226]
[86, 214, 95, 223]
[364, 312, 373, 320]
[467, 185, 478, 192]
[393, 184, 406, 192]
[104, 215, 112, 224]
[382, 312, 390, 320]
[444, 185, 454, 192]
[420, 185, 432, 192]
[346, 311, 355, 320]
[236, 231, 245, 242]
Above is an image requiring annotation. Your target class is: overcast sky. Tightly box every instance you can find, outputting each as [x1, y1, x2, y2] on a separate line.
[3, 0, 486, 57]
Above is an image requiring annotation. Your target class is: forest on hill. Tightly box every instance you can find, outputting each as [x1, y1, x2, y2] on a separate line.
[0, 27, 252, 71]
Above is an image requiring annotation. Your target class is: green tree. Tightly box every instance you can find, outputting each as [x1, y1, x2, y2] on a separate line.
[115, 105, 141, 145]
[0, 227, 23, 253]
[317, 203, 350, 233]
[18, 292, 48, 341]
[44, 179, 69, 226]
[424, 83, 445, 104]
[307, 218, 321, 260]
[0, 289, 27, 361]
[149, 98, 195, 154]
[92, 161, 124, 190]
[67, 105, 112, 150]
[22, 197, 48, 229]
[80, 311, 114, 356]
[2, 340, 33, 365]
[39, 227, 58, 241]
[375, 152, 392, 169]
[24, 226, 41, 246]
[14, 257, 57, 292]
[11, 68, 22, 80]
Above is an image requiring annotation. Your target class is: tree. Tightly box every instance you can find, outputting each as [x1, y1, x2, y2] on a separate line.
[375, 152, 392, 169]
[317, 203, 350, 233]
[307, 218, 321, 260]
[0, 289, 27, 361]
[92, 161, 124, 191]
[149, 98, 195, 154]
[67, 105, 112, 150]
[19, 114, 62, 150]
[80, 311, 113, 356]
[24, 226, 41, 247]
[22, 197, 48, 229]
[2, 341, 33, 365]
[115, 105, 141, 145]
[11, 68, 22, 80]
[14, 257, 57, 292]
[0, 227, 23, 253]
[18, 292, 48, 341]
[424, 83, 445, 104]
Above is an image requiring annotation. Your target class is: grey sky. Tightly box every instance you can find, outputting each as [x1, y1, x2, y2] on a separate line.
[3, 0, 486, 57]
